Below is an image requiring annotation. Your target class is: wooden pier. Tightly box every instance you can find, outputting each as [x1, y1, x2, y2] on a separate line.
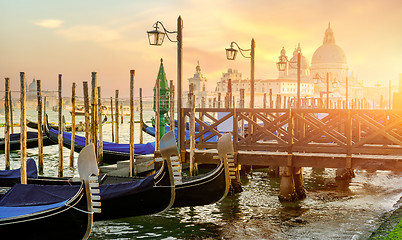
[178, 108, 402, 200]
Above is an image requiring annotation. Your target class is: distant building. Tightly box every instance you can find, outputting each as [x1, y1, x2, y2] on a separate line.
[214, 45, 314, 107]
[184, 61, 208, 108]
[310, 23, 363, 101]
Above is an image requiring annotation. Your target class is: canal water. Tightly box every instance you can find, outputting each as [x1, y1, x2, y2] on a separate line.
[1, 109, 401, 239]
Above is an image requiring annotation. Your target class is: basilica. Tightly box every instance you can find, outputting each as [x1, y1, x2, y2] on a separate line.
[206, 23, 364, 108]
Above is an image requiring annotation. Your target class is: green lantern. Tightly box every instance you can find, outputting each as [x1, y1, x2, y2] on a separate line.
[153, 58, 170, 138]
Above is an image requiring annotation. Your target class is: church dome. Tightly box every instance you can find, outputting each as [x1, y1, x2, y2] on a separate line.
[28, 78, 36, 91]
[311, 23, 347, 65]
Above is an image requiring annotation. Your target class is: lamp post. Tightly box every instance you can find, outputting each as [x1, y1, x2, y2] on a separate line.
[148, 16, 184, 153]
[313, 72, 335, 109]
[226, 39, 255, 108]
[277, 50, 301, 109]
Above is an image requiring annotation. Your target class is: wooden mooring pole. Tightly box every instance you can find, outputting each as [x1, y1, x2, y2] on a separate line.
[139, 88, 143, 144]
[155, 78, 160, 151]
[36, 79, 44, 174]
[98, 86, 103, 166]
[91, 72, 99, 160]
[129, 70, 136, 176]
[115, 90, 119, 144]
[70, 83, 76, 167]
[169, 80, 175, 131]
[4, 78, 11, 170]
[83, 81, 91, 145]
[20, 72, 27, 184]
[58, 74, 63, 177]
[110, 97, 115, 143]
[10, 91, 14, 134]
[189, 89, 198, 176]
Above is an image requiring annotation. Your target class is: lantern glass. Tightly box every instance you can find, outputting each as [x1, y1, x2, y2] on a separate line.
[225, 47, 238, 60]
[147, 29, 165, 46]
[276, 61, 287, 71]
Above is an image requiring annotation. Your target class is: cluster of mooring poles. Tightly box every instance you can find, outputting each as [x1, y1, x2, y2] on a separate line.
[3, 70, 139, 183]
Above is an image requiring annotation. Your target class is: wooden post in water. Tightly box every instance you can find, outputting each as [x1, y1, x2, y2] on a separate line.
[139, 88, 143, 144]
[70, 83, 76, 168]
[10, 91, 14, 134]
[83, 82, 91, 145]
[155, 78, 160, 151]
[57, 74, 63, 177]
[91, 72, 99, 160]
[263, 93, 267, 109]
[98, 86, 103, 166]
[269, 89, 273, 109]
[240, 89, 245, 137]
[228, 78, 232, 108]
[36, 80, 44, 174]
[169, 80, 175, 131]
[120, 103, 124, 124]
[4, 78, 11, 170]
[115, 90, 119, 144]
[20, 72, 27, 184]
[110, 97, 114, 142]
[129, 70, 136, 176]
[189, 91, 197, 176]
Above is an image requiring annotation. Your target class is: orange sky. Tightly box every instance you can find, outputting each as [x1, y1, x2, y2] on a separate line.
[0, 0, 401, 99]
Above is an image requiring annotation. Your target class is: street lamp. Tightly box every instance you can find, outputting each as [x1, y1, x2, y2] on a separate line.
[147, 17, 184, 155]
[225, 39, 255, 108]
[312, 72, 336, 109]
[277, 49, 301, 109]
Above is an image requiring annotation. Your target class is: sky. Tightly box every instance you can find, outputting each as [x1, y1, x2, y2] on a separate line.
[1, 0, 401, 99]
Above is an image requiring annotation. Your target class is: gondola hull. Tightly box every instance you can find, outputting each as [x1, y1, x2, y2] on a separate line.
[45, 121, 155, 164]
[173, 160, 229, 208]
[0, 183, 92, 240]
[0, 132, 56, 151]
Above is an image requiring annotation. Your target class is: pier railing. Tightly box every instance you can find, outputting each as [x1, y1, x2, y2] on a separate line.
[181, 108, 402, 156]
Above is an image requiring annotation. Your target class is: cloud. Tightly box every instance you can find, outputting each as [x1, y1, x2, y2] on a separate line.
[56, 25, 122, 42]
[35, 19, 64, 29]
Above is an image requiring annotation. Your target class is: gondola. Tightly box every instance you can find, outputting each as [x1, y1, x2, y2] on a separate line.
[0, 131, 57, 151]
[0, 144, 100, 239]
[44, 119, 155, 164]
[0, 144, 175, 221]
[162, 131, 232, 208]
[27, 116, 107, 132]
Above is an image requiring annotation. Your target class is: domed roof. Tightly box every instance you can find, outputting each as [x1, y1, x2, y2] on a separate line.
[311, 23, 347, 65]
[28, 78, 36, 91]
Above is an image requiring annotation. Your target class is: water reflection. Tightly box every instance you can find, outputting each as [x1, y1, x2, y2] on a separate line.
[0, 110, 401, 239]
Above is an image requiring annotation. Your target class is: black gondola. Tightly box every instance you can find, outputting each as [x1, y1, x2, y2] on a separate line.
[0, 146, 175, 221]
[0, 131, 56, 151]
[0, 144, 100, 239]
